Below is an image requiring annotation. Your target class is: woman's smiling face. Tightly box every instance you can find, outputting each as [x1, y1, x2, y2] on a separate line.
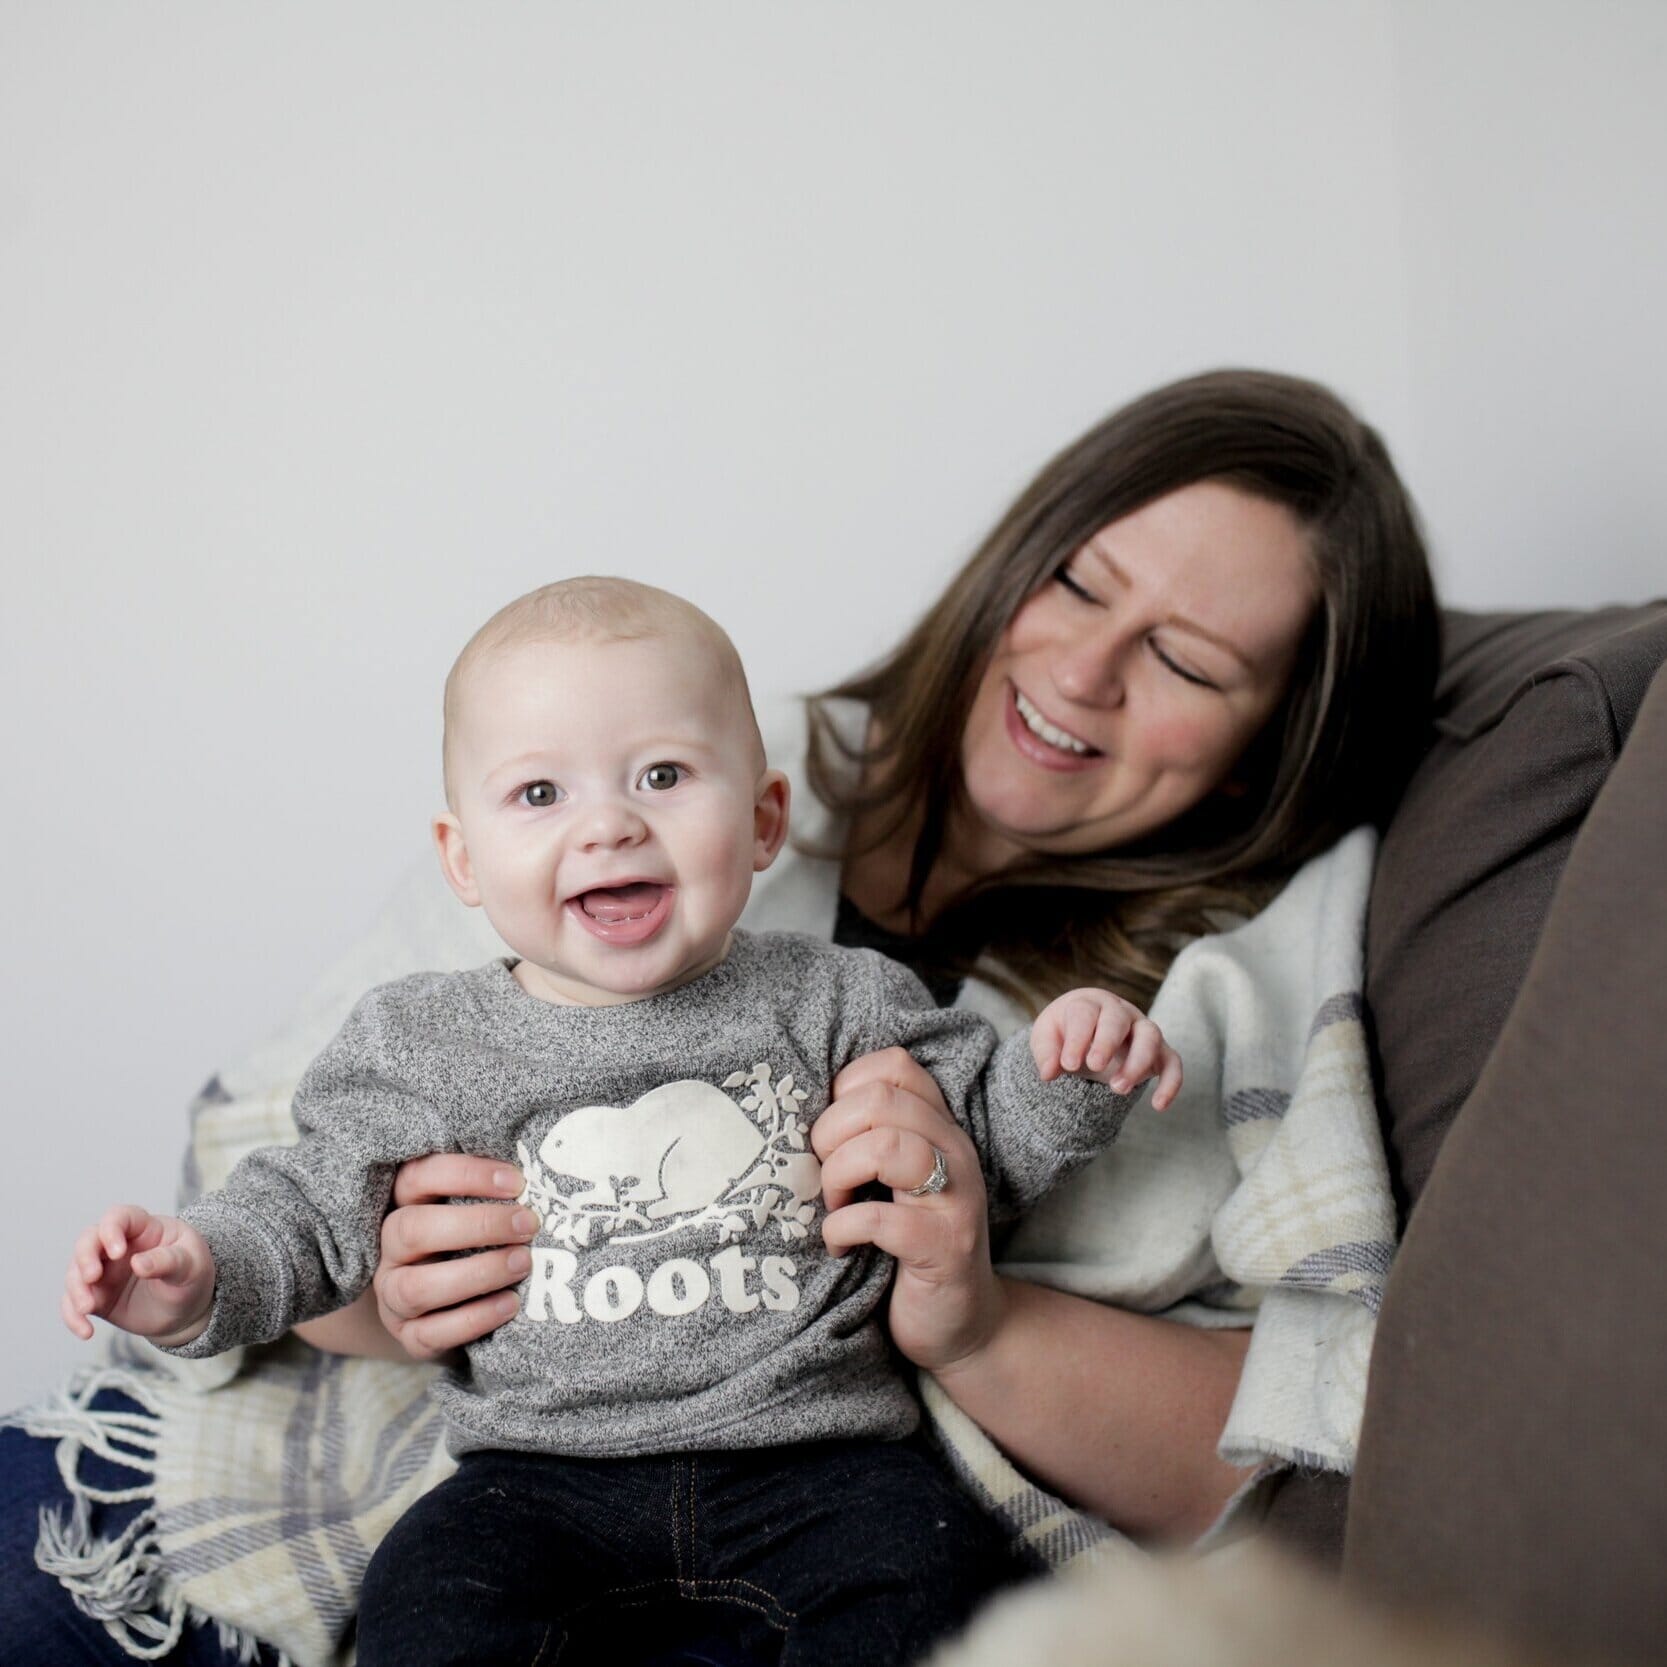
[957, 480, 1321, 866]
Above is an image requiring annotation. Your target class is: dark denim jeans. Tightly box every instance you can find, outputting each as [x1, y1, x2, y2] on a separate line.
[358, 1437, 1024, 1667]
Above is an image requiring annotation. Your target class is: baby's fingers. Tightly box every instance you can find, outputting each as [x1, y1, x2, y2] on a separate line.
[62, 1287, 96, 1341]
[62, 1260, 110, 1338]
[96, 1204, 153, 1261]
[1111, 1018, 1165, 1093]
[73, 1224, 108, 1285]
[1085, 1000, 1136, 1075]
[1151, 1046, 1184, 1111]
[1055, 997, 1105, 1075]
[131, 1244, 194, 1285]
[1029, 1012, 1066, 1083]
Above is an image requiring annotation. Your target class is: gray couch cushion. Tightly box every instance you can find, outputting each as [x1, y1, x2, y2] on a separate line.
[1261, 601, 1667, 1570]
[1365, 603, 1667, 1220]
[1347, 655, 1667, 1659]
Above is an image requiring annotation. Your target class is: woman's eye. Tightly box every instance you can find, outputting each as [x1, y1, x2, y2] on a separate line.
[1054, 565, 1098, 603]
[520, 780, 563, 807]
[638, 762, 686, 792]
[1149, 641, 1217, 690]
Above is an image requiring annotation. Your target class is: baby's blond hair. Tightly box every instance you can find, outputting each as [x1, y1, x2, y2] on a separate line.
[442, 576, 762, 805]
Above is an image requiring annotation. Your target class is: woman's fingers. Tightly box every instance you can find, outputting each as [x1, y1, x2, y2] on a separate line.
[380, 1200, 539, 1270]
[821, 1194, 941, 1261]
[376, 1168, 535, 1351]
[815, 1093, 975, 1213]
[813, 1066, 958, 1159]
[390, 1152, 523, 1209]
[829, 1045, 945, 1105]
[820, 1193, 980, 1270]
[394, 1291, 526, 1361]
[817, 1124, 950, 1205]
[376, 1242, 533, 1326]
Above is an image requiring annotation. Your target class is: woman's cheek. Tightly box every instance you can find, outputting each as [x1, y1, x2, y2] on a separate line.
[1139, 711, 1219, 770]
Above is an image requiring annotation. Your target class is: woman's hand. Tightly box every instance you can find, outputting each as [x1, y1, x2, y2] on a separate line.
[814, 1047, 1006, 1374]
[372, 1155, 539, 1361]
[816, 1050, 1253, 1539]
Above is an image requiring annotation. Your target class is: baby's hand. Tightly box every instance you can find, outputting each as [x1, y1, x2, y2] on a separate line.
[1031, 988, 1183, 1110]
[62, 1205, 216, 1348]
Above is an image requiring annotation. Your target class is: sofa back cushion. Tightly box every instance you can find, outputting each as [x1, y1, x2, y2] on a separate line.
[1366, 602, 1667, 1220]
[1261, 600, 1667, 1570]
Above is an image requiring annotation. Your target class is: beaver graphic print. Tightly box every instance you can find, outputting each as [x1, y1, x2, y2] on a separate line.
[512, 1061, 825, 1328]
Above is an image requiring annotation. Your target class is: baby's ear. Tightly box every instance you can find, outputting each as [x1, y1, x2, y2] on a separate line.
[433, 812, 482, 907]
[752, 770, 791, 872]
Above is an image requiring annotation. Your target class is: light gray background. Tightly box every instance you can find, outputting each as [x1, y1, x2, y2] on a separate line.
[3, 1, 1663, 1411]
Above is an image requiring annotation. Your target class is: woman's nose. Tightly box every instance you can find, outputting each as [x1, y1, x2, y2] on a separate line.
[1051, 625, 1129, 708]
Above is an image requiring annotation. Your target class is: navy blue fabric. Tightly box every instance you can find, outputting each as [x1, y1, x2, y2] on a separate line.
[0, 1392, 282, 1665]
[359, 1438, 1024, 1667]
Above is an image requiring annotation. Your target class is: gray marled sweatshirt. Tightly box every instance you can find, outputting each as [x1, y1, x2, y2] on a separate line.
[175, 930, 1131, 1457]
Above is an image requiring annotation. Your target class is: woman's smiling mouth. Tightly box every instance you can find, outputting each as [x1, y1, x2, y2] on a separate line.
[1006, 684, 1103, 771]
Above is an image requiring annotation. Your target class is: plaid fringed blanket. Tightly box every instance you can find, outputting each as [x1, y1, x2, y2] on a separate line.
[927, 824, 1394, 1570]
[11, 825, 1392, 1664]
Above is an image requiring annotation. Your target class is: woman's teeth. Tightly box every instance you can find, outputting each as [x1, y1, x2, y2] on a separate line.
[1014, 689, 1092, 755]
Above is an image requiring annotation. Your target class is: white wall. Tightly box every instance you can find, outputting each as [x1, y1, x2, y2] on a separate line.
[1392, 0, 1667, 607]
[2, 1, 1661, 1411]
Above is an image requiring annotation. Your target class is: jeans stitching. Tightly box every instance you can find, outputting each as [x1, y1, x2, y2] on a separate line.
[669, 1461, 684, 1584]
[612, 1577, 796, 1631]
[687, 1454, 700, 1580]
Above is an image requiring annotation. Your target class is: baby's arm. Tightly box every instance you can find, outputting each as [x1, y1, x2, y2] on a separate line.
[62, 1203, 217, 1349]
[833, 952, 1173, 1224]
[1030, 987, 1183, 1109]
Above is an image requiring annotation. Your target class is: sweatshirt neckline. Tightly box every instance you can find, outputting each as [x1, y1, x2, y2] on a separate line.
[472, 931, 762, 1041]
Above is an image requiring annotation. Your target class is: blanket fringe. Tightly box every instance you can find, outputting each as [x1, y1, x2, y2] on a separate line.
[11, 1364, 294, 1667]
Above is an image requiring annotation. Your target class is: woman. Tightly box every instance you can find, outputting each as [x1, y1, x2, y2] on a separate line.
[3, 368, 1437, 1663]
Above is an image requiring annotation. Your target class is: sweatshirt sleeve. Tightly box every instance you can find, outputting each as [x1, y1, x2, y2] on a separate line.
[837, 950, 1136, 1227]
[167, 981, 458, 1358]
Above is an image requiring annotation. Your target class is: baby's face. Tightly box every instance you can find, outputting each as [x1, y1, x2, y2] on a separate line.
[435, 633, 787, 1006]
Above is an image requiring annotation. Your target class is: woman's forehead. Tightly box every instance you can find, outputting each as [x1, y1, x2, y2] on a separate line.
[1083, 483, 1319, 664]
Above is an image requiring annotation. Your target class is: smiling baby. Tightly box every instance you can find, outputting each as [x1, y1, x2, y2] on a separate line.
[62, 577, 1180, 1666]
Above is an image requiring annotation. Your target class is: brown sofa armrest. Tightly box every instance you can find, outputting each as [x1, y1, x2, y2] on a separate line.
[1260, 603, 1667, 1575]
[1344, 659, 1667, 1661]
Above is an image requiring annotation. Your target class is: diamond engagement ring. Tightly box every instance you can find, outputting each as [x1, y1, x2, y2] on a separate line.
[905, 1146, 949, 1197]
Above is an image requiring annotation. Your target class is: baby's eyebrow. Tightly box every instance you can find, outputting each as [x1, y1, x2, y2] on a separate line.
[482, 751, 558, 787]
[477, 735, 728, 792]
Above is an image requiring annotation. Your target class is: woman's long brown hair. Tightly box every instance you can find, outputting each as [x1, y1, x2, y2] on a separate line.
[807, 368, 1440, 1012]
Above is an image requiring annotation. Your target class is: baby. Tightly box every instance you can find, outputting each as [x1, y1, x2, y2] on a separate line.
[64, 578, 1180, 1667]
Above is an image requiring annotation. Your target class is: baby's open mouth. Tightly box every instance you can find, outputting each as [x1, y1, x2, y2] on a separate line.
[575, 882, 669, 924]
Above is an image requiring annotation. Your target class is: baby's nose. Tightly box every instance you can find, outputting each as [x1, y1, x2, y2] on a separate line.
[577, 800, 648, 849]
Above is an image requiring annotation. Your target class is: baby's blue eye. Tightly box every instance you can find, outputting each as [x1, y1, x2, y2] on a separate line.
[521, 781, 562, 807]
[639, 763, 685, 792]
